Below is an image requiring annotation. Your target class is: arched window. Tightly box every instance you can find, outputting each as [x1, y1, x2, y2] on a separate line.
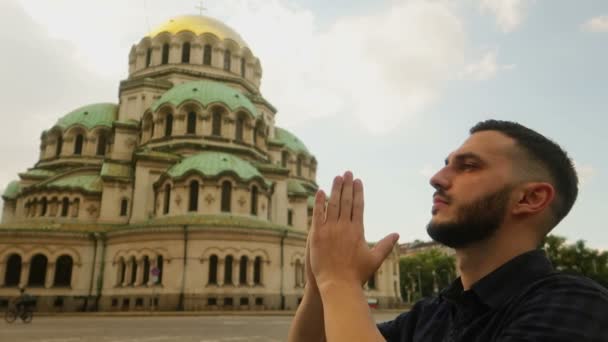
[253, 256, 262, 285]
[163, 184, 171, 214]
[74, 134, 84, 155]
[224, 255, 234, 285]
[239, 256, 248, 285]
[287, 209, 293, 226]
[241, 57, 246, 77]
[203, 44, 212, 65]
[28, 254, 48, 286]
[251, 186, 258, 215]
[150, 120, 155, 139]
[4, 254, 21, 287]
[181, 42, 191, 63]
[61, 197, 69, 217]
[189, 180, 199, 212]
[368, 273, 376, 290]
[156, 255, 164, 284]
[118, 258, 126, 285]
[235, 116, 244, 141]
[187, 111, 197, 134]
[297, 157, 303, 176]
[120, 198, 128, 216]
[146, 47, 152, 67]
[223, 50, 232, 71]
[281, 151, 289, 168]
[54, 255, 73, 287]
[143, 256, 150, 285]
[208, 255, 218, 284]
[161, 43, 169, 64]
[253, 125, 258, 145]
[129, 257, 137, 285]
[221, 181, 231, 212]
[212, 111, 222, 136]
[55, 135, 63, 157]
[40, 197, 48, 216]
[96, 134, 107, 156]
[164, 114, 173, 137]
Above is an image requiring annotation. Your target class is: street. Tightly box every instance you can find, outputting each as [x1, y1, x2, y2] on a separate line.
[0, 312, 401, 342]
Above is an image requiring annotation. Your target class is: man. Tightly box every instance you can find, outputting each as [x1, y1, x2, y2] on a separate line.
[288, 120, 608, 341]
[14, 287, 31, 314]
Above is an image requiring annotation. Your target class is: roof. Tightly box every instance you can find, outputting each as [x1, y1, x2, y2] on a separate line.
[44, 174, 103, 194]
[274, 127, 311, 156]
[19, 169, 57, 179]
[2, 181, 21, 200]
[288, 179, 310, 197]
[148, 15, 249, 48]
[55, 103, 118, 130]
[151, 80, 258, 117]
[167, 152, 270, 186]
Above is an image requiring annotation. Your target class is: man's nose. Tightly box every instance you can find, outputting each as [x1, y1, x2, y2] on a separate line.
[429, 167, 451, 191]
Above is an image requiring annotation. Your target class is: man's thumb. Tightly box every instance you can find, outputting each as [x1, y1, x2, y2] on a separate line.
[370, 233, 399, 267]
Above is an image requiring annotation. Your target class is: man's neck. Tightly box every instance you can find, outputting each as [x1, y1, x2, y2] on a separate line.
[455, 231, 537, 290]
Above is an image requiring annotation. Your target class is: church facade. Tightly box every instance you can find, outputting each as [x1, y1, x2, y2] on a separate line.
[0, 15, 401, 312]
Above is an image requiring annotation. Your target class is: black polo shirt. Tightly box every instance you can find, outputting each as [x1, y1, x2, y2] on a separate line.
[378, 250, 608, 341]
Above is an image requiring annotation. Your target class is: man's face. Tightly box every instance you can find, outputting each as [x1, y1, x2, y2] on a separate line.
[426, 131, 517, 248]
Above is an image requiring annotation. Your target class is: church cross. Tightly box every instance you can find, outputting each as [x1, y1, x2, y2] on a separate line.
[195, 1, 207, 16]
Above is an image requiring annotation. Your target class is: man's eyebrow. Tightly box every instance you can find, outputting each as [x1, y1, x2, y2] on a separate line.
[444, 152, 485, 166]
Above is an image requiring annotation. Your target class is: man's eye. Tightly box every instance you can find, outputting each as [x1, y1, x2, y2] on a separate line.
[461, 164, 476, 170]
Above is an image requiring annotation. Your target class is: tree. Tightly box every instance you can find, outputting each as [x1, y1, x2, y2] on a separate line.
[399, 249, 456, 302]
[541, 235, 608, 288]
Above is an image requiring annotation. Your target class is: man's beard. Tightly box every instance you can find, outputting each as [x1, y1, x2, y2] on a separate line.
[426, 186, 512, 248]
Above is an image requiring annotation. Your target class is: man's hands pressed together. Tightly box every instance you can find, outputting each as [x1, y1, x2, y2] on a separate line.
[308, 171, 399, 342]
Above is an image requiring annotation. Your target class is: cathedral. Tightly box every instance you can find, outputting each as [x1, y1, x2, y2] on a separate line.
[0, 15, 401, 312]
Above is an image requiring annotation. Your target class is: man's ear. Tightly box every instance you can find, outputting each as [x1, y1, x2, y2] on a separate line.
[512, 182, 555, 216]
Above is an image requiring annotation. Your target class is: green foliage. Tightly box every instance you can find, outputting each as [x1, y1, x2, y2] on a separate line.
[399, 248, 456, 302]
[541, 235, 608, 288]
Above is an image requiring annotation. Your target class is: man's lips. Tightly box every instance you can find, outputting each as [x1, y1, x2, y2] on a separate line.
[433, 196, 449, 205]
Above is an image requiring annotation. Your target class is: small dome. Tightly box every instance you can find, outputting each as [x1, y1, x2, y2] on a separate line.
[167, 152, 269, 186]
[2, 180, 21, 200]
[152, 80, 257, 117]
[274, 127, 310, 155]
[148, 15, 249, 48]
[55, 103, 117, 130]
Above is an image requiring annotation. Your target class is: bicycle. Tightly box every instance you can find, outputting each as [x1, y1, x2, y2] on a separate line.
[4, 304, 33, 324]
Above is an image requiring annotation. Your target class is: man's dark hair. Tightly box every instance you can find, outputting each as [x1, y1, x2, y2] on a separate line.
[470, 120, 578, 230]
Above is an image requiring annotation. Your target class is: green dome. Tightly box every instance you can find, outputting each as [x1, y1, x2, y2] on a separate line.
[55, 103, 118, 130]
[2, 180, 21, 200]
[167, 152, 268, 185]
[275, 127, 310, 155]
[152, 81, 258, 117]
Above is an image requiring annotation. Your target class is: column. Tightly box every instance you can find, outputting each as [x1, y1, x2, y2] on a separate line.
[217, 259, 224, 286]
[191, 43, 203, 65]
[45, 262, 56, 288]
[19, 262, 30, 288]
[123, 262, 132, 286]
[148, 256, 158, 286]
[135, 259, 144, 286]
[247, 259, 254, 286]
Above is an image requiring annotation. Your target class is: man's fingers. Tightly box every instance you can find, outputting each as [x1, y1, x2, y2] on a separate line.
[339, 171, 354, 221]
[370, 233, 400, 268]
[311, 190, 327, 230]
[326, 176, 343, 222]
[352, 178, 364, 224]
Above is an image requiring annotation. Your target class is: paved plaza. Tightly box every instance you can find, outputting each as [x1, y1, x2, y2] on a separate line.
[0, 312, 400, 342]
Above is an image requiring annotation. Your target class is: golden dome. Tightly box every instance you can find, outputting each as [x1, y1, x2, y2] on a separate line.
[148, 15, 248, 48]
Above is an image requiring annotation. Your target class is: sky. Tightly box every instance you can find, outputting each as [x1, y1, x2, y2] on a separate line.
[0, 0, 607, 249]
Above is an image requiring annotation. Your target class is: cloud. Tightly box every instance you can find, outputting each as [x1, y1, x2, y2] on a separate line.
[574, 162, 597, 187]
[461, 50, 515, 81]
[479, 0, 530, 32]
[221, 0, 467, 134]
[582, 15, 608, 33]
[419, 164, 438, 178]
[16, 0, 467, 135]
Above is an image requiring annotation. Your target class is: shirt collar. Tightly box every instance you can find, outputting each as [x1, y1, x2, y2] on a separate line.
[441, 249, 554, 309]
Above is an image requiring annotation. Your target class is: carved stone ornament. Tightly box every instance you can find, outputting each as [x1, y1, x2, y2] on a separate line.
[86, 205, 98, 215]
[125, 138, 136, 148]
[175, 195, 182, 205]
[205, 194, 215, 204]
[238, 196, 246, 207]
